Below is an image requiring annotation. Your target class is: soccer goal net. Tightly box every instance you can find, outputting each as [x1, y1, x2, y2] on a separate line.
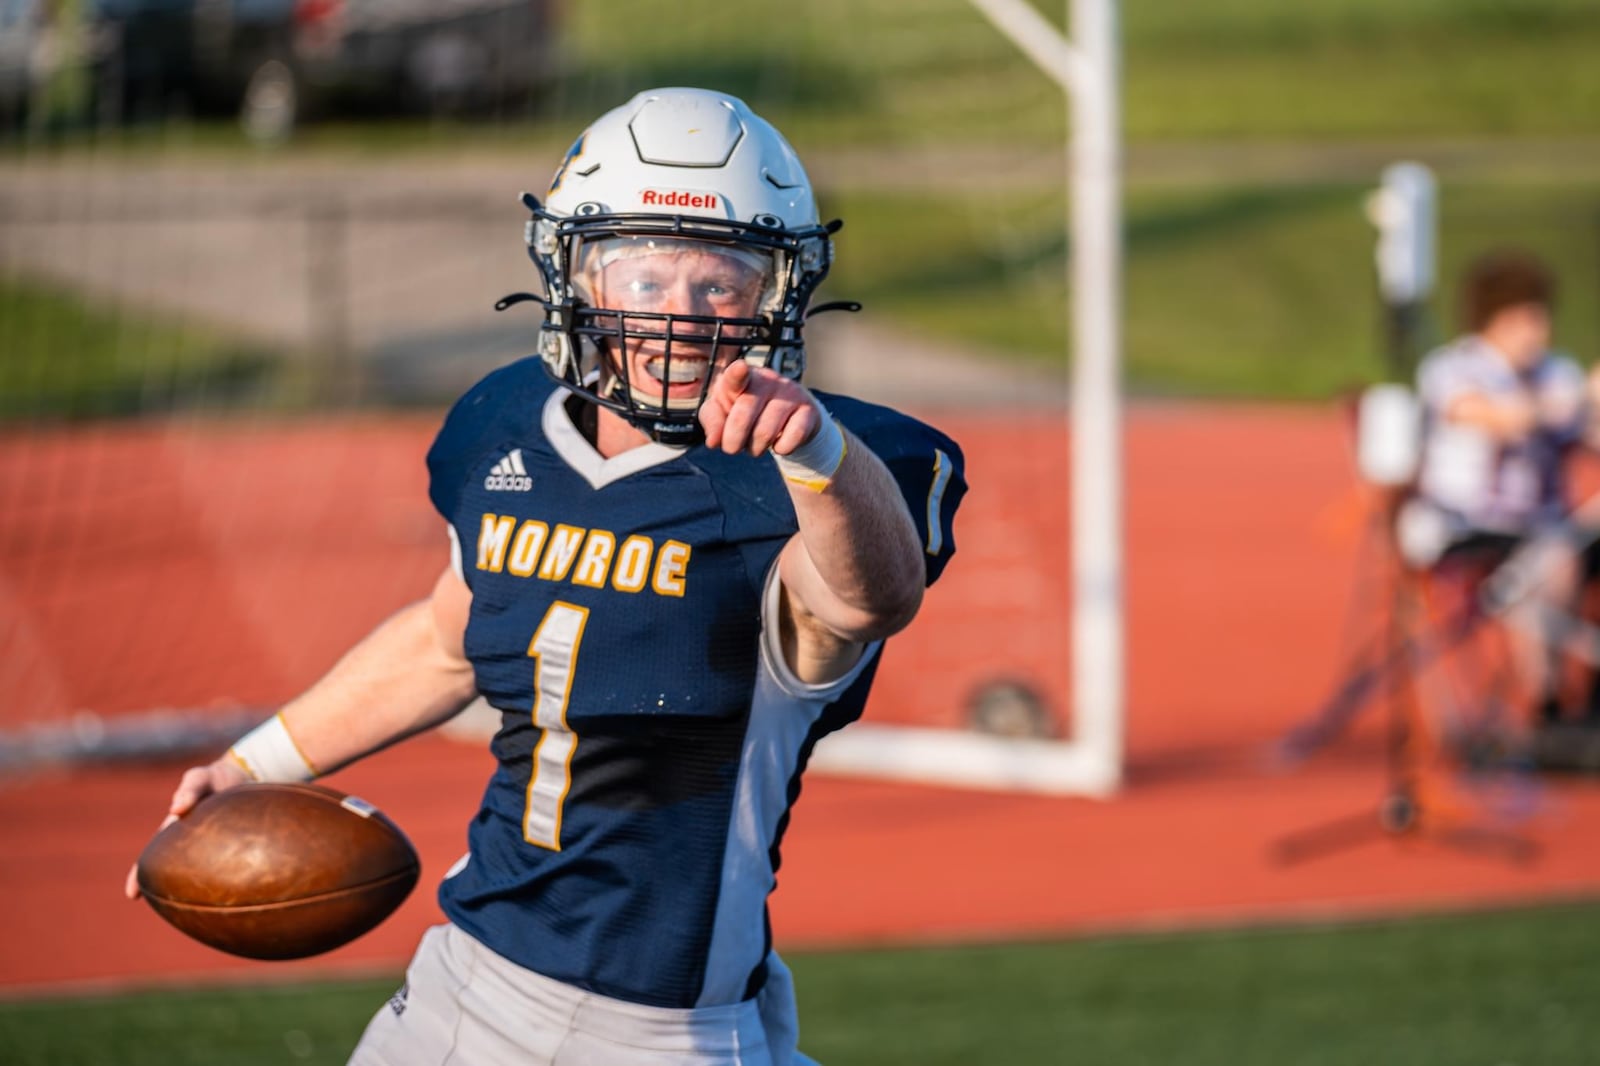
[0, 0, 1122, 797]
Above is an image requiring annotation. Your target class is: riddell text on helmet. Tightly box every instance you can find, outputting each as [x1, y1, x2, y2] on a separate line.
[640, 189, 720, 209]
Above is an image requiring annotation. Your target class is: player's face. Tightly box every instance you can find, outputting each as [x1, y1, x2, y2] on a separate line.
[1489, 301, 1552, 369]
[579, 238, 773, 402]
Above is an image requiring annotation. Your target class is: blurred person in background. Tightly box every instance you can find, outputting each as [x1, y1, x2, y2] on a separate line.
[1402, 248, 1600, 736]
[126, 86, 966, 1065]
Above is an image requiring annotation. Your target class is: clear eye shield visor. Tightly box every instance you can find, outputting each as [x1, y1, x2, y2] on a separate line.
[570, 235, 786, 421]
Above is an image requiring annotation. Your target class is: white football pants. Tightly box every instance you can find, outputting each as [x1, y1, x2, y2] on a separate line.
[347, 923, 818, 1065]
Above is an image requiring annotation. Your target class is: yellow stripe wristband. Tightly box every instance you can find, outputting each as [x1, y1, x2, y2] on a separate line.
[774, 405, 847, 493]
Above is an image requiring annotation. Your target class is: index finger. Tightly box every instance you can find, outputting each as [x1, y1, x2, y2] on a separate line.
[716, 359, 752, 398]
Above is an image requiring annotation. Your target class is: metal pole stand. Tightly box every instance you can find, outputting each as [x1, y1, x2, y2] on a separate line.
[1271, 488, 1540, 867]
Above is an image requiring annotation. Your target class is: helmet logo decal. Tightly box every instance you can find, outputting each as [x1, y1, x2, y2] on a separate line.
[548, 135, 588, 195]
[640, 189, 720, 210]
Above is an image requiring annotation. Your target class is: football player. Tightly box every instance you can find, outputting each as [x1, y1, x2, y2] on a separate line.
[129, 87, 966, 1065]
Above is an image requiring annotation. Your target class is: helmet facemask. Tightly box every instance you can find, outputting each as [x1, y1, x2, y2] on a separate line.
[527, 199, 835, 446]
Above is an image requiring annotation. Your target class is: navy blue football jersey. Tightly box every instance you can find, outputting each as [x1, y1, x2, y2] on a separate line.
[425, 358, 965, 1009]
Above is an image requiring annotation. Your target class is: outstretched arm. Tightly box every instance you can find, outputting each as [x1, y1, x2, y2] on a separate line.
[700, 362, 925, 683]
[125, 565, 477, 899]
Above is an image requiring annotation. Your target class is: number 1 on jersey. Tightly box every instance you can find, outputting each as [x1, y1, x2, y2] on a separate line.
[524, 601, 589, 850]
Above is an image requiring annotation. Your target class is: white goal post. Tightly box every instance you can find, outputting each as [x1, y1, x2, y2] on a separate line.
[809, 0, 1125, 796]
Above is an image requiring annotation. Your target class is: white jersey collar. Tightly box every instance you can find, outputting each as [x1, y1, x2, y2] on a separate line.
[542, 387, 686, 489]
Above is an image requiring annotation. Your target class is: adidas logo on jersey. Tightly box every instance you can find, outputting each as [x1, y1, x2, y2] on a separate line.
[485, 449, 533, 492]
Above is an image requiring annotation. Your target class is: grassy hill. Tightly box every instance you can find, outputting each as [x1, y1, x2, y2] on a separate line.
[5, 0, 1598, 404]
[551, 0, 1600, 144]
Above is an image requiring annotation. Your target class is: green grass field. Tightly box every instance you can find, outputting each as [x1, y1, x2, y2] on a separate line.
[3, 901, 1597, 1065]
[4, 0, 1598, 408]
[6, 173, 1595, 415]
[557, 0, 1600, 144]
[12, 0, 1600, 154]
[825, 176, 1600, 398]
[0, 278, 282, 420]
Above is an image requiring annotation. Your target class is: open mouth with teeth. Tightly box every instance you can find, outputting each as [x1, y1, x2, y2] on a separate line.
[625, 348, 721, 409]
[644, 354, 710, 385]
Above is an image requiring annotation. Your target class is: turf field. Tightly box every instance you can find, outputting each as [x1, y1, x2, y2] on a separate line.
[3, 901, 1595, 1065]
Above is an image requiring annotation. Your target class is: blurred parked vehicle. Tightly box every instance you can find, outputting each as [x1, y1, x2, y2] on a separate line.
[0, 0, 42, 128]
[1, 0, 559, 139]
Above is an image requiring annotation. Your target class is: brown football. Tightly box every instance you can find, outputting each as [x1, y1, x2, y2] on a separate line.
[136, 782, 420, 960]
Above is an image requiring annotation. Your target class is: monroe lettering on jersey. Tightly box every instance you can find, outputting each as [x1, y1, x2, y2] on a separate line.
[476, 512, 690, 597]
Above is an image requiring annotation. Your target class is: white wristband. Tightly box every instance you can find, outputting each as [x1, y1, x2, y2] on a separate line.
[774, 404, 847, 492]
[228, 712, 318, 782]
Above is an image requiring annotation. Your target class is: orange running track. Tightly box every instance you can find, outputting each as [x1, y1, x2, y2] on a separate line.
[2, 404, 1599, 995]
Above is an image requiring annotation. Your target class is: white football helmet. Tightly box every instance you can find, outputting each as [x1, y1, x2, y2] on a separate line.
[514, 87, 850, 445]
